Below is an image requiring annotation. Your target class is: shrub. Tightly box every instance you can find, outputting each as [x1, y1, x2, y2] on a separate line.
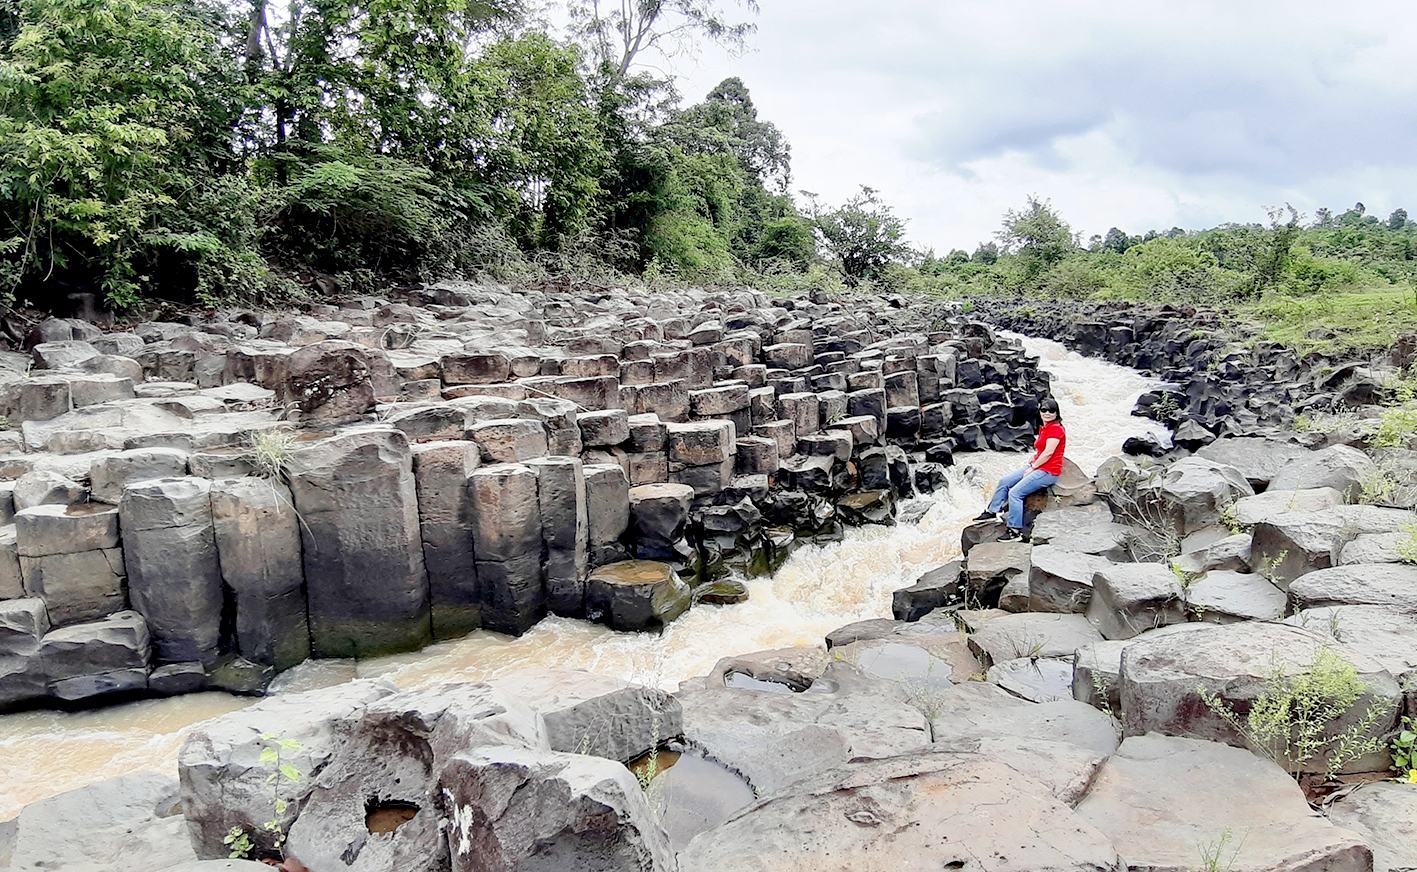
[1199, 646, 1387, 779]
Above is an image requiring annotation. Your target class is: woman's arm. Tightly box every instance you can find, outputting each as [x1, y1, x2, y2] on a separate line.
[1030, 438, 1061, 470]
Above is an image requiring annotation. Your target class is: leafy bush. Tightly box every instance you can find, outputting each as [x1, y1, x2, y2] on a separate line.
[0, 0, 259, 308]
[1199, 645, 1387, 779]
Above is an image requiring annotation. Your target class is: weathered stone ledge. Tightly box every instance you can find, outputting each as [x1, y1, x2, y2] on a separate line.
[8, 428, 1415, 872]
[0, 285, 1057, 710]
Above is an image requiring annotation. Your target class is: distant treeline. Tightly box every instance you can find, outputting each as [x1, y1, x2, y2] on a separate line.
[908, 198, 1417, 304]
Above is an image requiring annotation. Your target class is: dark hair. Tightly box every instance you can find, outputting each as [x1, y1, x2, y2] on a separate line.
[1039, 398, 1062, 423]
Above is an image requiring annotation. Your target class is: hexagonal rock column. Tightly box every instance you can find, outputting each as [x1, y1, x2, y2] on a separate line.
[39, 609, 150, 702]
[526, 457, 588, 618]
[283, 683, 545, 872]
[441, 746, 676, 872]
[0, 598, 49, 706]
[287, 429, 432, 658]
[629, 483, 696, 569]
[469, 463, 544, 636]
[585, 560, 691, 632]
[120, 478, 223, 665]
[585, 463, 630, 568]
[209, 476, 309, 671]
[411, 441, 482, 640]
[177, 680, 398, 860]
[667, 420, 735, 498]
[15, 503, 125, 627]
[483, 668, 683, 763]
[677, 753, 1122, 872]
[1086, 563, 1186, 641]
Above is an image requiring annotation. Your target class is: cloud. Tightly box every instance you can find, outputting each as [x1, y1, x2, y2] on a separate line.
[670, 0, 1417, 249]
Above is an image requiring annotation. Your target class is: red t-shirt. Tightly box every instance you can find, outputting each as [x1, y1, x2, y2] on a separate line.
[1033, 421, 1066, 475]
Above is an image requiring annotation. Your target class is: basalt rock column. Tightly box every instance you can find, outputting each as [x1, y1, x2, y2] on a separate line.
[469, 463, 544, 635]
[120, 477, 223, 665]
[287, 428, 432, 657]
[14, 503, 125, 627]
[411, 441, 482, 639]
[210, 476, 309, 671]
[526, 456, 589, 618]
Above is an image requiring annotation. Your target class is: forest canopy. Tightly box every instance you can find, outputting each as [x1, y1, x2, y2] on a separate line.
[1, 0, 1416, 355]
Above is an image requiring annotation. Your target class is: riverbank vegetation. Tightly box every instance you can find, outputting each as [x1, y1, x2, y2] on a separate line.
[903, 198, 1417, 358]
[2, 0, 1415, 362]
[0, 0, 823, 309]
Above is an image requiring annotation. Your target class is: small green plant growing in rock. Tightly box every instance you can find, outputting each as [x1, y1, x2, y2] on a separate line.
[1218, 502, 1247, 535]
[1356, 461, 1403, 506]
[1169, 558, 1197, 592]
[1391, 716, 1416, 782]
[1195, 828, 1244, 872]
[1198, 646, 1386, 780]
[225, 732, 303, 860]
[636, 717, 662, 793]
[223, 827, 254, 859]
[1257, 549, 1288, 582]
[1396, 515, 1417, 565]
[246, 429, 297, 482]
[1369, 405, 1417, 449]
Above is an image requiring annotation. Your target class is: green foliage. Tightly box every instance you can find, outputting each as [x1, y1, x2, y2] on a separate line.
[1041, 256, 1106, 300]
[246, 429, 296, 481]
[913, 195, 1417, 356]
[223, 731, 303, 860]
[810, 185, 912, 283]
[1196, 828, 1244, 872]
[997, 196, 1075, 278]
[0, 0, 801, 309]
[1198, 646, 1387, 779]
[1369, 406, 1417, 449]
[1392, 716, 1416, 779]
[0, 0, 256, 308]
[223, 826, 254, 860]
[1397, 516, 1417, 565]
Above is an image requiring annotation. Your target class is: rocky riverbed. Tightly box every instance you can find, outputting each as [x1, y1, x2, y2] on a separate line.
[0, 287, 1414, 871]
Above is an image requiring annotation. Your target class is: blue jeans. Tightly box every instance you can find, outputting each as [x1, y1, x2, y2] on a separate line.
[988, 468, 1059, 530]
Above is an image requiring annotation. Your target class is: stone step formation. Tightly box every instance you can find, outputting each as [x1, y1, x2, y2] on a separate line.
[4, 289, 1416, 871]
[0, 285, 1051, 709]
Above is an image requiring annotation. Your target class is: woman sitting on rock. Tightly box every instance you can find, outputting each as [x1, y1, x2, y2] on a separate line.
[976, 397, 1066, 541]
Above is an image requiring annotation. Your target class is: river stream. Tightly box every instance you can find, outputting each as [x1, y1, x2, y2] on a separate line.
[0, 335, 1170, 821]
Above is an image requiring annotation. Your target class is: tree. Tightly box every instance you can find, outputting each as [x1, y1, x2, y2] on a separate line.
[1389, 208, 1408, 231]
[569, 0, 758, 87]
[660, 77, 790, 192]
[0, 0, 258, 308]
[971, 241, 999, 264]
[809, 186, 911, 283]
[1250, 203, 1302, 297]
[1101, 227, 1135, 254]
[997, 196, 1075, 276]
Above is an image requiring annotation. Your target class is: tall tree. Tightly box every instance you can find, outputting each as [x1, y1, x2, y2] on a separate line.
[568, 0, 757, 87]
[810, 186, 911, 283]
[997, 196, 1075, 277]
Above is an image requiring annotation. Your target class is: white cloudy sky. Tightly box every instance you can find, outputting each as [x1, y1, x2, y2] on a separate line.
[647, 0, 1417, 253]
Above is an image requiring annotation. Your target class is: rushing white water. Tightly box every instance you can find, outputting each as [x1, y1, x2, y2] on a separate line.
[0, 334, 1169, 820]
